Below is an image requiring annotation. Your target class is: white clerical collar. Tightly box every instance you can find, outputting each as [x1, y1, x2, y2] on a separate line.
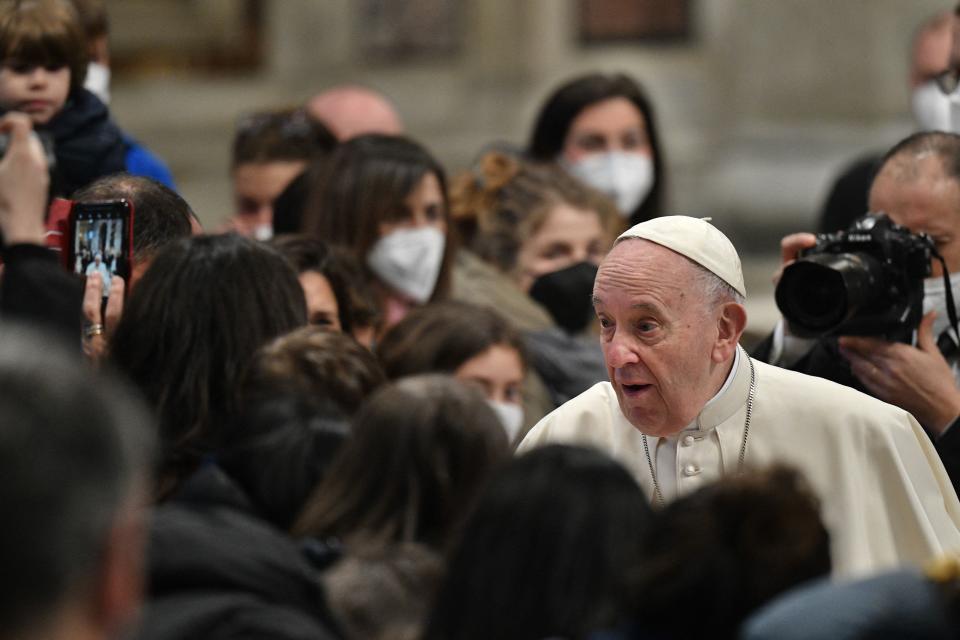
[679, 345, 751, 433]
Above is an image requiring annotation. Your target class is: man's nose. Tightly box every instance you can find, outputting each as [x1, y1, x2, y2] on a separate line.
[604, 332, 639, 369]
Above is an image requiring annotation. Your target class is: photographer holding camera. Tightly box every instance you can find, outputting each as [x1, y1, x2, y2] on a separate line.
[758, 131, 960, 488]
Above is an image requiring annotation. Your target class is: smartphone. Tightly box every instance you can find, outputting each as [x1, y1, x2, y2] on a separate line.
[68, 200, 134, 297]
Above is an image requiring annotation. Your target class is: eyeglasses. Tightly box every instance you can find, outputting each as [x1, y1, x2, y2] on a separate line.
[934, 68, 960, 96]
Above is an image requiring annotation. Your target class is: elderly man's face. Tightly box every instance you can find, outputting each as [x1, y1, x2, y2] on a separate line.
[593, 240, 730, 437]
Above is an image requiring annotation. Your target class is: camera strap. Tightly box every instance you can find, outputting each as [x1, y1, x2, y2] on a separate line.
[932, 250, 960, 357]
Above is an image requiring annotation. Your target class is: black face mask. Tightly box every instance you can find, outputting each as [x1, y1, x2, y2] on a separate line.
[529, 261, 599, 334]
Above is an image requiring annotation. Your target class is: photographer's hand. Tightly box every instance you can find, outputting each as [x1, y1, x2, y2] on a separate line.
[0, 113, 48, 246]
[839, 311, 960, 435]
[82, 272, 125, 364]
[773, 232, 818, 285]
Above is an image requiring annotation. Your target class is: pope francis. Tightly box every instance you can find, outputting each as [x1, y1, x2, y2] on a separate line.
[517, 215, 960, 577]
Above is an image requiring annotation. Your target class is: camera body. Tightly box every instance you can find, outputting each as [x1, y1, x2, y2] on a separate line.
[775, 213, 932, 343]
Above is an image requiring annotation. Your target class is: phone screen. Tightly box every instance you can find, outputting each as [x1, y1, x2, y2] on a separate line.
[69, 200, 133, 298]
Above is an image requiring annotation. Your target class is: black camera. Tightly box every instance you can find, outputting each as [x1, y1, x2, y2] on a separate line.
[775, 213, 933, 343]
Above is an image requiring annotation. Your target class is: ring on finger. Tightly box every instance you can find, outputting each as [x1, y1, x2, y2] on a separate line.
[84, 323, 104, 339]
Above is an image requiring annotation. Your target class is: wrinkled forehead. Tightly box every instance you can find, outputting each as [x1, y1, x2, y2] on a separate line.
[595, 239, 697, 292]
[603, 237, 695, 271]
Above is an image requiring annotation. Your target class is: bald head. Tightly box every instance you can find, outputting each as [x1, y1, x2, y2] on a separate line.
[306, 85, 403, 141]
[875, 131, 960, 184]
[869, 132, 960, 275]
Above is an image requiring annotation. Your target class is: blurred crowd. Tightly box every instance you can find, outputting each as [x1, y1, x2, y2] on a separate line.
[7, 1, 960, 639]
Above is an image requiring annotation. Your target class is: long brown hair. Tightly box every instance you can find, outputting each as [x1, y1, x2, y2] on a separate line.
[292, 374, 510, 550]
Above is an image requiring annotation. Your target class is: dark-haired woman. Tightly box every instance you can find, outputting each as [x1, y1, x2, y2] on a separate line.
[109, 233, 307, 497]
[528, 72, 666, 225]
[303, 134, 455, 335]
[377, 301, 527, 442]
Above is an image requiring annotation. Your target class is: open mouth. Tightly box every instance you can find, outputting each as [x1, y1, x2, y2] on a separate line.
[620, 383, 651, 397]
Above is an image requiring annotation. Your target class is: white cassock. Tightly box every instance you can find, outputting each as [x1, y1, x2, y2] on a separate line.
[517, 345, 960, 577]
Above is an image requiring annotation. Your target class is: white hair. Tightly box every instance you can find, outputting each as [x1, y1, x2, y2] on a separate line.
[689, 260, 745, 308]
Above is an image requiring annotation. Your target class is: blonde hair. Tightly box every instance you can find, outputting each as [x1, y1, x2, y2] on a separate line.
[450, 151, 619, 274]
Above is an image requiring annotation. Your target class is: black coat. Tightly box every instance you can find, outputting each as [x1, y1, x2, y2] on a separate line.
[136, 464, 342, 640]
[0, 244, 83, 343]
[44, 89, 127, 197]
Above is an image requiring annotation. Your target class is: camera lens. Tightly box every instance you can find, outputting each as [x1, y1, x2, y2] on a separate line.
[775, 252, 882, 336]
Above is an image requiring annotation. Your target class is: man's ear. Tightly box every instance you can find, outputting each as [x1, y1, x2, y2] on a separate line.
[712, 301, 747, 363]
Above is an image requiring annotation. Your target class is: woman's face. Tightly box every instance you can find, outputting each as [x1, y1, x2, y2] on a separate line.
[369, 171, 449, 327]
[299, 270, 341, 331]
[455, 344, 524, 406]
[515, 204, 608, 292]
[561, 96, 651, 163]
[378, 171, 447, 237]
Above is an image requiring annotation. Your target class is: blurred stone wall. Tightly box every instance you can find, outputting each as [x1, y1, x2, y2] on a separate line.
[106, 0, 949, 336]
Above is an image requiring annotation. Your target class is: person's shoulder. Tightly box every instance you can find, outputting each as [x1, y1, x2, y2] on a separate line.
[753, 358, 916, 430]
[517, 381, 621, 450]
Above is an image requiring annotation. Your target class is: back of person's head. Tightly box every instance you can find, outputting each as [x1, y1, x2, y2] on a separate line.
[306, 84, 403, 141]
[324, 543, 443, 640]
[223, 326, 384, 530]
[109, 234, 306, 496]
[292, 374, 510, 549]
[66, 0, 105, 40]
[0, 0, 87, 94]
[424, 444, 652, 640]
[271, 234, 355, 333]
[0, 326, 152, 639]
[451, 151, 618, 273]
[245, 325, 386, 418]
[232, 107, 336, 169]
[219, 393, 350, 532]
[634, 465, 831, 639]
[303, 133, 454, 301]
[377, 300, 526, 379]
[72, 173, 193, 267]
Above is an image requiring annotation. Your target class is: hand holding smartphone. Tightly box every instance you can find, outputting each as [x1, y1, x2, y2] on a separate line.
[66, 199, 134, 298]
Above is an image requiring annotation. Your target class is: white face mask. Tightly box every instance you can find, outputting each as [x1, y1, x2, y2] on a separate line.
[487, 400, 524, 442]
[913, 77, 960, 134]
[561, 151, 654, 217]
[84, 62, 111, 105]
[252, 223, 274, 242]
[924, 273, 960, 339]
[366, 226, 445, 304]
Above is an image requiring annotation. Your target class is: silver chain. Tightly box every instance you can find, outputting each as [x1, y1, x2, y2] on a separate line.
[642, 354, 757, 508]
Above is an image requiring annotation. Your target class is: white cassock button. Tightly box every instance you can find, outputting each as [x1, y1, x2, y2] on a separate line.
[683, 464, 700, 477]
[681, 435, 695, 447]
